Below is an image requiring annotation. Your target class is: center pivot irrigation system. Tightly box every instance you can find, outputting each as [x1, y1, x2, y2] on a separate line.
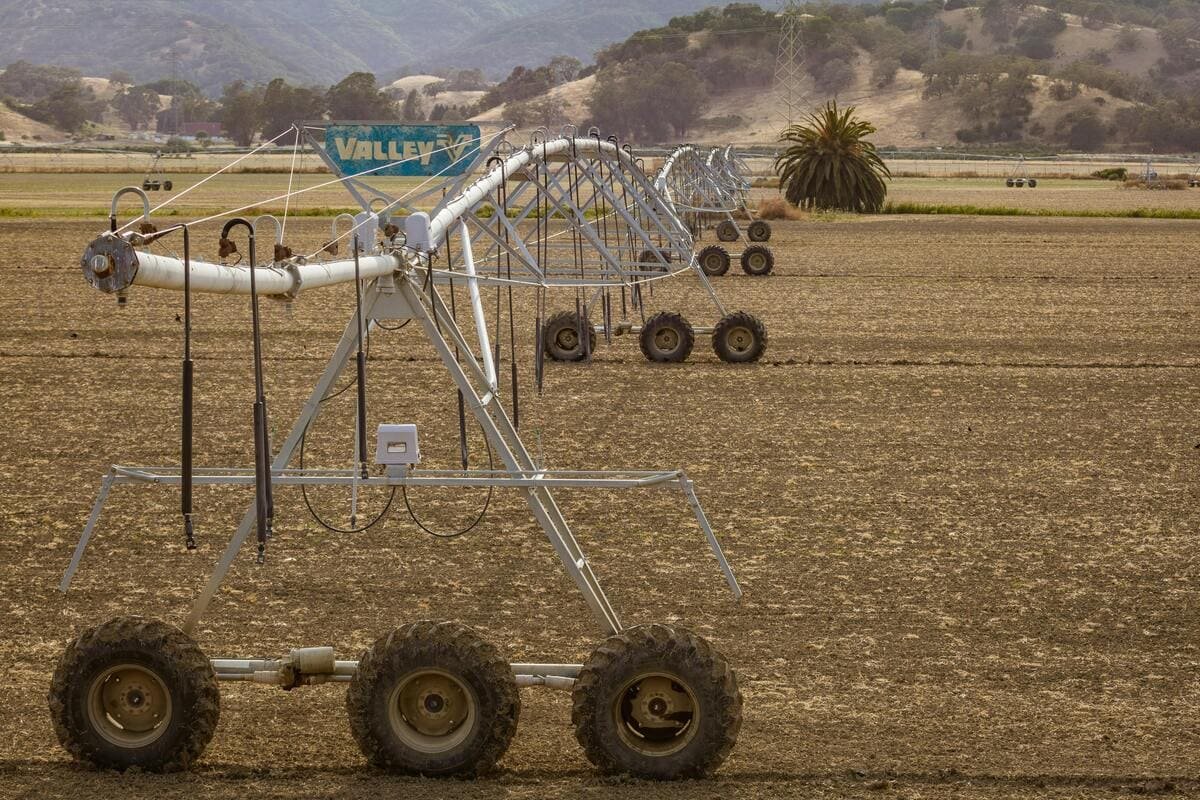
[655, 145, 775, 278]
[1003, 155, 1038, 188]
[423, 128, 770, 365]
[53, 125, 747, 780]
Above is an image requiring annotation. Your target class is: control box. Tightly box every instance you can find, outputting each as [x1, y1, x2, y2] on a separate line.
[375, 424, 420, 465]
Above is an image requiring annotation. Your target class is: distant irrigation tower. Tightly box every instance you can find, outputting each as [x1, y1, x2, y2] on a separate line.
[773, 0, 807, 131]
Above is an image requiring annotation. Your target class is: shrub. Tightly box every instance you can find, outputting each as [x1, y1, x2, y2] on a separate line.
[1116, 26, 1140, 52]
[813, 57, 856, 95]
[756, 196, 802, 220]
[698, 114, 744, 131]
[1092, 167, 1127, 180]
[1049, 81, 1080, 101]
[872, 57, 901, 88]
[1124, 177, 1185, 190]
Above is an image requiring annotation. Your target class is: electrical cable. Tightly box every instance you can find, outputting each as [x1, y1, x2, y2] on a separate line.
[401, 424, 494, 539]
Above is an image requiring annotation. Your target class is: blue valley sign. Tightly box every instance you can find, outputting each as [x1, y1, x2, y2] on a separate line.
[324, 124, 482, 177]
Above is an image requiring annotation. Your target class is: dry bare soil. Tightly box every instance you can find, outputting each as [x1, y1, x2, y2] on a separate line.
[0, 212, 1197, 799]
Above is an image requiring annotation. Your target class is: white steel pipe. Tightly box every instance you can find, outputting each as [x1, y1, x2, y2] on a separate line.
[133, 251, 400, 295]
[210, 657, 582, 679]
[83, 137, 640, 299]
[82, 232, 403, 297]
[428, 137, 632, 246]
[459, 218, 496, 390]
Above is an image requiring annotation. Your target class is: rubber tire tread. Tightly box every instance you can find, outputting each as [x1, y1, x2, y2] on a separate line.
[696, 245, 729, 277]
[746, 220, 771, 242]
[543, 310, 595, 362]
[712, 311, 768, 363]
[346, 620, 519, 778]
[715, 220, 739, 242]
[48, 615, 219, 772]
[639, 311, 695, 363]
[571, 623, 742, 780]
[739, 245, 774, 276]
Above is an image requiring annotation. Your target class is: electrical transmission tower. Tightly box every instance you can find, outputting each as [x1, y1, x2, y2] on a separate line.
[926, 17, 942, 64]
[773, 0, 807, 130]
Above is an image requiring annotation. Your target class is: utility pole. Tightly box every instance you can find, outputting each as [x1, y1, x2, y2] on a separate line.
[773, 0, 807, 131]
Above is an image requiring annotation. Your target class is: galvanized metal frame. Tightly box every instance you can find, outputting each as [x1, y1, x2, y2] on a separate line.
[655, 144, 757, 245]
[426, 135, 732, 339]
[65, 140, 747, 683]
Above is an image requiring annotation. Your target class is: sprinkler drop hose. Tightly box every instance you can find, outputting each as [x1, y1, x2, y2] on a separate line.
[222, 218, 272, 563]
[353, 237, 368, 480]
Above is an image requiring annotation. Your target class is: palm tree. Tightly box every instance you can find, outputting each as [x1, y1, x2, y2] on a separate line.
[775, 101, 891, 213]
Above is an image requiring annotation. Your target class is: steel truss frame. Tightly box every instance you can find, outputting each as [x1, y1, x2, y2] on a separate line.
[655, 144, 761, 245]
[67, 136, 745, 686]
[427, 133, 736, 345]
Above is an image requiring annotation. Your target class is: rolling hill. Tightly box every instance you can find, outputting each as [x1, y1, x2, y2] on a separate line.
[0, 0, 719, 92]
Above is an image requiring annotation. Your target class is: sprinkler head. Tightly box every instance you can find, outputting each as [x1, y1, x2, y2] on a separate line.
[218, 237, 238, 258]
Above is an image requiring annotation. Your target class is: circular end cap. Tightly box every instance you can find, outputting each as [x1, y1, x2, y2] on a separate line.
[81, 235, 139, 294]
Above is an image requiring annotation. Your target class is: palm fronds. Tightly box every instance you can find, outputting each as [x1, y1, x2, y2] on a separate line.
[775, 101, 891, 213]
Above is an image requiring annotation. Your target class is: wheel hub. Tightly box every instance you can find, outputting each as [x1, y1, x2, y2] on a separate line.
[390, 669, 476, 753]
[614, 672, 698, 756]
[654, 328, 679, 352]
[556, 328, 578, 349]
[88, 664, 172, 746]
[726, 326, 752, 352]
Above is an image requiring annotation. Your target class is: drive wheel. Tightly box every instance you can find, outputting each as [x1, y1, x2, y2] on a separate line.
[572, 624, 742, 780]
[346, 621, 519, 777]
[1027, 178, 1037, 188]
[639, 312, 694, 363]
[1005, 178, 1014, 187]
[712, 312, 768, 363]
[697, 245, 730, 277]
[740, 245, 774, 276]
[746, 219, 771, 242]
[637, 249, 670, 273]
[163, 180, 174, 191]
[715, 220, 739, 242]
[543, 311, 595, 362]
[48, 616, 219, 772]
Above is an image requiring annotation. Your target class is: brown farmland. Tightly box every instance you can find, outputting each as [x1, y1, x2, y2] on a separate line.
[0, 211, 1197, 799]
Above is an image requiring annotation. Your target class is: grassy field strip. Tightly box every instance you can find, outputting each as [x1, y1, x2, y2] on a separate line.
[881, 201, 1200, 219]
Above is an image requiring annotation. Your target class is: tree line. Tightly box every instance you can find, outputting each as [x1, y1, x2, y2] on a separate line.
[0, 63, 481, 145]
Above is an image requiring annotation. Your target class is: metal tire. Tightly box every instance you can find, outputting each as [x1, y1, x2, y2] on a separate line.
[543, 310, 595, 362]
[571, 624, 742, 780]
[712, 312, 768, 363]
[48, 616, 219, 772]
[346, 621, 519, 777]
[639, 312, 694, 363]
